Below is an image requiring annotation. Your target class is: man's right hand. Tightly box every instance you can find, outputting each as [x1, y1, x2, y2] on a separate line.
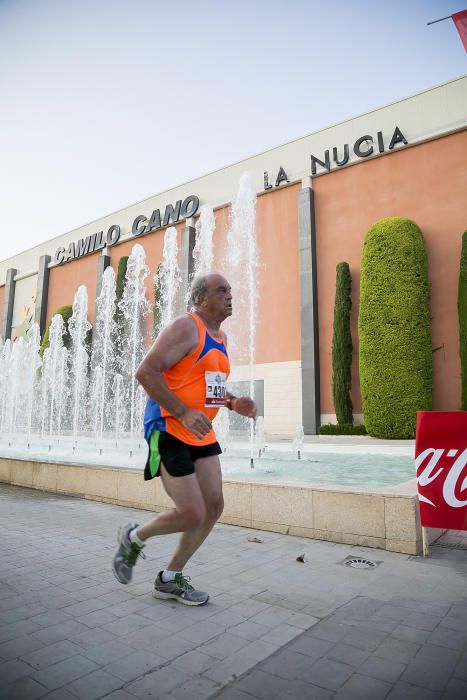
[179, 409, 212, 440]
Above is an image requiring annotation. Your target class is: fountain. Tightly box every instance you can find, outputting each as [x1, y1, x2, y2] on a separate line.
[0, 175, 421, 554]
[118, 244, 150, 439]
[293, 424, 305, 460]
[91, 266, 117, 441]
[226, 172, 258, 466]
[154, 227, 181, 332]
[192, 204, 215, 279]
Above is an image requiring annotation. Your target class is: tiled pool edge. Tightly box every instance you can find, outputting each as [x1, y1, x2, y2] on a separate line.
[0, 457, 443, 555]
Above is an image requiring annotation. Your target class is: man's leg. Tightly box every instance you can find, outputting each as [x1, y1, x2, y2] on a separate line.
[136, 465, 207, 539]
[165, 455, 223, 572]
[112, 465, 206, 585]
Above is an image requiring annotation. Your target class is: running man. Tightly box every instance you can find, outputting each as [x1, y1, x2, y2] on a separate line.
[112, 273, 256, 605]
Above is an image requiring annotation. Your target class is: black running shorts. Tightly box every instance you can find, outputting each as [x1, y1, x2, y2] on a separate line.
[144, 430, 222, 480]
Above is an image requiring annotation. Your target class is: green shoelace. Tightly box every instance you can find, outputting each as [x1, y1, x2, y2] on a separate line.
[174, 573, 194, 593]
[123, 542, 146, 567]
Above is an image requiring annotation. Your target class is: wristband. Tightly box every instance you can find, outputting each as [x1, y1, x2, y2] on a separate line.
[225, 396, 237, 411]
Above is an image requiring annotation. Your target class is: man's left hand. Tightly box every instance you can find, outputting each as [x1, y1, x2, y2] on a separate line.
[233, 397, 257, 418]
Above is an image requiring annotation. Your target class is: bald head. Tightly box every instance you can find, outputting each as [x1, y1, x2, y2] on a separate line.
[190, 273, 228, 307]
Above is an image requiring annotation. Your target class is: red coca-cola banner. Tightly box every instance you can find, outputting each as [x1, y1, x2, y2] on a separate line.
[415, 411, 467, 530]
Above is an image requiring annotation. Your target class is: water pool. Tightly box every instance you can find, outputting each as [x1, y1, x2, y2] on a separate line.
[221, 453, 415, 488]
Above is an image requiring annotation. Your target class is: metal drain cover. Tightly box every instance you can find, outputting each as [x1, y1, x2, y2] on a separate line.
[344, 557, 377, 569]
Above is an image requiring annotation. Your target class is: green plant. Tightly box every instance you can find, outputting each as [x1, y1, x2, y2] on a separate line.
[459, 231, 467, 410]
[39, 305, 73, 358]
[114, 256, 128, 311]
[319, 423, 367, 435]
[113, 256, 129, 356]
[332, 262, 353, 424]
[358, 217, 432, 439]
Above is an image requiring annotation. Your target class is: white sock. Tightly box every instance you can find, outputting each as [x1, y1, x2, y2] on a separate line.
[128, 528, 144, 546]
[162, 569, 181, 582]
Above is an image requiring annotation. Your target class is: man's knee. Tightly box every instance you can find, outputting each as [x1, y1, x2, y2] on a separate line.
[181, 502, 206, 530]
[206, 495, 224, 522]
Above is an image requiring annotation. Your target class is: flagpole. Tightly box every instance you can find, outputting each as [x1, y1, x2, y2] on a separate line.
[427, 15, 452, 26]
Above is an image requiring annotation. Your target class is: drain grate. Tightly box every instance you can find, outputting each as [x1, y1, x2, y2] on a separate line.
[343, 557, 378, 569]
[432, 542, 467, 551]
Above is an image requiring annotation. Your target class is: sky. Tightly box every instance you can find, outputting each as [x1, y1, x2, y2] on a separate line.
[0, 0, 465, 262]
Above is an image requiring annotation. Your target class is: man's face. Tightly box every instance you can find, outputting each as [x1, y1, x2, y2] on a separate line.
[202, 276, 232, 320]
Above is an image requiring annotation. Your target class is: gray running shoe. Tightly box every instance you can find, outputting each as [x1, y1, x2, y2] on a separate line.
[153, 571, 209, 606]
[112, 522, 145, 584]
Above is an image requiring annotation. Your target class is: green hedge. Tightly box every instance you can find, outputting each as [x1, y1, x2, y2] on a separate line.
[358, 217, 432, 438]
[459, 231, 467, 410]
[319, 423, 367, 435]
[332, 262, 353, 424]
[40, 305, 73, 358]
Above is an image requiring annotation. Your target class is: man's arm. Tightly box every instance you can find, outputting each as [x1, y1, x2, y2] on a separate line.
[225, 392, 257, 419]
[135, 315, 212, 439]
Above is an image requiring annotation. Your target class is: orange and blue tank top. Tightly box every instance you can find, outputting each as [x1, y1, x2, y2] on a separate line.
[143, 312, 230, 446]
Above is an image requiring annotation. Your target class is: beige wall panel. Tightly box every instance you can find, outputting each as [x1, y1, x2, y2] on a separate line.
[32, 463, 57, 492]
[230, 360, 301, 434]
[11, 273, 37, 341]
[56, 464, 88, 495]
[313, 490, 385, 537]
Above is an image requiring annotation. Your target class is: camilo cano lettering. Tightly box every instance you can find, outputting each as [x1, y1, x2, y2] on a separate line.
[54, 195, 199, 265]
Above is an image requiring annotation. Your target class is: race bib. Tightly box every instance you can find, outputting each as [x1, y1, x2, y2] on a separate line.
[205, 371, 227, 407]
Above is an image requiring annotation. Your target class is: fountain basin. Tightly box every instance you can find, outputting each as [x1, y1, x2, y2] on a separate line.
[0, 455, 443, 555]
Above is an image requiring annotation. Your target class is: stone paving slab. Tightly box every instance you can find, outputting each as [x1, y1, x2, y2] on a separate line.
[0, 483, 466, 699]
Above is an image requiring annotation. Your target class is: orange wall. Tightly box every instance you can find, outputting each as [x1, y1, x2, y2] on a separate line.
[211, 183, 301, 365]
[47, 250, 102, 325]
[314, 130, 466, 413]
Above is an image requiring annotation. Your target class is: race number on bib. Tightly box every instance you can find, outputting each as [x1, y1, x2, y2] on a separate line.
[205, 372, 227, 407]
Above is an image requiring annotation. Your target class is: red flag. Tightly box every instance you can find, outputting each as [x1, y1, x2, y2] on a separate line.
[452, 10, 467, 51]
[415, 411, 467, 530]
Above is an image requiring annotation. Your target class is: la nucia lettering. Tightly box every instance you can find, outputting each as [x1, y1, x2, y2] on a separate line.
[310, 126, 408, 175]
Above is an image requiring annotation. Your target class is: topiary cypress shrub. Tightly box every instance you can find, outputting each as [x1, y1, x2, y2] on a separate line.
[332, 262, 353, 424]
[114, 256, 128, 315]
[358, 217, 432, 438]
[40, 305, 72, 358]
[319, 423, 367, 435]
[459, 230, 467, 410]
[113, 256, 129, 349]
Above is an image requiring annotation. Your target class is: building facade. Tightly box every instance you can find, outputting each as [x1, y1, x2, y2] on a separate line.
[1, 77, 466, 435]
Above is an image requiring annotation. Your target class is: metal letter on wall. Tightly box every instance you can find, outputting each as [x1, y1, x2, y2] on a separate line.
[297, 185, 320, 434]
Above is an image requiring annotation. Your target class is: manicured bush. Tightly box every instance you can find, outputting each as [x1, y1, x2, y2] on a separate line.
[113, 255, 129, 352]
[40, 305, 72, 358]
[459, 231, 467, 410]
[114, 256, 128, 312]
[319, 423, 367, 435]
[332, 262, 353, 424]
[358, 217, 432, 438]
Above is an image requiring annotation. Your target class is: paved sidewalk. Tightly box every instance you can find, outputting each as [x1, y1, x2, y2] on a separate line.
[0, 484, 466, 699]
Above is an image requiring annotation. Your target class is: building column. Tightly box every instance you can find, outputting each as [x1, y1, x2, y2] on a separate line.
[1, 268, 17, 342]
[94, 253, 111, 320]
[298, 178, 320, 434]
[180, 222, 196, 311]
[34, 255, 51, 336]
